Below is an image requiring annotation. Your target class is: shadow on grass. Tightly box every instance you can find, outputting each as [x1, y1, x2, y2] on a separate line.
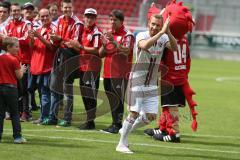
[132, 132, 240, 148]
[1, 135, 94, 149]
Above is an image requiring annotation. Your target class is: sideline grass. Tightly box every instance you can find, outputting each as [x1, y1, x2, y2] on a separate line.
[1, 59, 240, 160]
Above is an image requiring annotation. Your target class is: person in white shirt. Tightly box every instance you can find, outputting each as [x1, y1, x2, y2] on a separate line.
[116, 14, 178, 154]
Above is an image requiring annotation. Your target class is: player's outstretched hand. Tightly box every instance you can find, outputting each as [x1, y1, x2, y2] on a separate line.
[28, 30, 39, 38]
[100, 34, 108, 46]
[159, 8, 165, 16]
[161, 17, 170, 34]
[50, 33, 61, 42]
[104, 32, 114, 42]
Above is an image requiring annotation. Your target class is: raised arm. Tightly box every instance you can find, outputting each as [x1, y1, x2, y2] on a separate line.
[98, 34, 109, 58]
[165, 25, 178, 51]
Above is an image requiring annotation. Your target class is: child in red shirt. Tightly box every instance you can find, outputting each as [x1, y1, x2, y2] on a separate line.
[0, 37, 27, 143]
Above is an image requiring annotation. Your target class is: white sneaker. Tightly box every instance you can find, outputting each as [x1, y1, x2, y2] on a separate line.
[116, 144, 133, 154]
[118, 128, 129, 147]
[14, 137, 27, 144]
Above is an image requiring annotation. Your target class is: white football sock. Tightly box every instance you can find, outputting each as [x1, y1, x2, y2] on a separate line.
[176, 133, 180, 138]
[131, 113, 149, 132]
[119, 115, 136, 146]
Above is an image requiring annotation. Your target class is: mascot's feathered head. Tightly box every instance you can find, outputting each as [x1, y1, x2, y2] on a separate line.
[147, 3, 161, 20]
[148, 0, 195, 40]
[162, 0, 195, 39]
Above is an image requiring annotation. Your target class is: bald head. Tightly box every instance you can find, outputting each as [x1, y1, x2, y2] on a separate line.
[39, 8, 51, 26]
[39, 8, 49, 15]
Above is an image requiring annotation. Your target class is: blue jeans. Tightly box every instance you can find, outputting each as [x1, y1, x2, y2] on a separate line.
[37, 74, 51, 120]
[49, 86, 73, 123]
[49, 47, 79, 122]
[49, 91, 63, 122]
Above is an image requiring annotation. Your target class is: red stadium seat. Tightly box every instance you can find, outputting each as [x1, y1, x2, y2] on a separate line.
[39, 0, 142, 31]
[195, 14, 215, 31]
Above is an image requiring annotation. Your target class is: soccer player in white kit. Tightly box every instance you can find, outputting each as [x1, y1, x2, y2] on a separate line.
[116, 14, 178, 154]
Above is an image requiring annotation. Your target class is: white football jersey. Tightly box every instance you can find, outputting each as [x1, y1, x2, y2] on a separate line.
[129, 31, 169, 90]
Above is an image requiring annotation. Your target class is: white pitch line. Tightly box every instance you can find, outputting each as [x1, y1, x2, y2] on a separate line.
[216, 77, 240, 82]
[4, 129, 240, 139]
[4, 133, 240, 155]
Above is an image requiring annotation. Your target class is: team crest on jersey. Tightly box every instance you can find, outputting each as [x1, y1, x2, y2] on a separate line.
[87, 34, 92, 41]
[117, 36, 122, 42]
[17, 27, 21, 33]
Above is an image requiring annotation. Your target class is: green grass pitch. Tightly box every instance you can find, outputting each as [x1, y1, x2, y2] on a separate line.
[1, 58, 240, 160]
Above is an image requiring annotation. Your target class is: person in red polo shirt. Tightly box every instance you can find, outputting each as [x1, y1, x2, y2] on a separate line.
[0, 37, 27, 143]
[3, 3, 32, 121]
[66, 8, 102, 129]
[99, 10, 134, 134]
[29, 8, 57, 124]
[43, 0, 84, 126]
[22, 2, 41, 113]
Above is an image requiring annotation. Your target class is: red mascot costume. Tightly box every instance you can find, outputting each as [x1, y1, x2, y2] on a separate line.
[144, 0, 197, 143]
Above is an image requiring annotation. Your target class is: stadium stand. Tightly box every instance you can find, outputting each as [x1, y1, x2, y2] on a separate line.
[26, 0, 240, 59]
[195, 14, 215, 32]
[39, 0, 143, 31]
[193, 0, 240, 34]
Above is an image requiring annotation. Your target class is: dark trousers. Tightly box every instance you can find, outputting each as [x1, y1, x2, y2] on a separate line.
[49, 70, 77, 122]
[18, 71, 29, 113]
[0, 85, 22, 139]
[18, 65, 32, 115]
[28, 75, 41, 110]
[79, 71, 100, 122]
[103, 78, 128, 127]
